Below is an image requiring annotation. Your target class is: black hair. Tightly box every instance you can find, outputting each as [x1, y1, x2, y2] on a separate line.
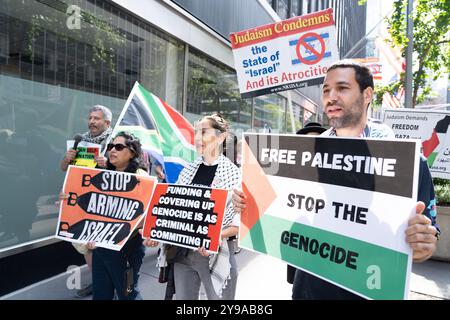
[106, 131, 147, 173]
[327, 60, 374, 92]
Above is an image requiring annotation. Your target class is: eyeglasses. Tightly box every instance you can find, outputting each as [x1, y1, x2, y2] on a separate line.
[107, 143, 129, 151]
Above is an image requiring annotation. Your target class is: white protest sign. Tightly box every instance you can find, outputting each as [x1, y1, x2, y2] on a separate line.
[230, 8, 339, 98]
[384, 108, 450, 179]
[66, 140, 101, 168]
[239, 133, 420, 299]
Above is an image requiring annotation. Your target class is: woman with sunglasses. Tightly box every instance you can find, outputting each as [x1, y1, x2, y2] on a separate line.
[144, 114, 241, 300]
[88, 131, 148, 300]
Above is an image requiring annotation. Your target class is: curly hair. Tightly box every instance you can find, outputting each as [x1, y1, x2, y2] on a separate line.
[107, 131, 146, 173]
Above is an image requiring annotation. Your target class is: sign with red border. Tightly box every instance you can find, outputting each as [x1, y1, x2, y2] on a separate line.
[142, 184, 228, 253]
[230, 8, 339, 98]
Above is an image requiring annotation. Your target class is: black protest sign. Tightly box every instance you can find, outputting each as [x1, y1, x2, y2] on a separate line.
[81, 171, 141, 192]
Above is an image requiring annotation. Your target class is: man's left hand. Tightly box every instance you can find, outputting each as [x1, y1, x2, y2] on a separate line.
[406, 201, 438, 263]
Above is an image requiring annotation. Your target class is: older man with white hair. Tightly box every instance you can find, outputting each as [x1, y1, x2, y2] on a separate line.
[60, 105, 113, 171]
[60, 104, 113, 298]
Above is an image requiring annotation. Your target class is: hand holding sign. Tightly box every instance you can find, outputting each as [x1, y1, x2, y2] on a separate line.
[65, 149, 78, 164]
[87, 242, 96, 250]
[232, 188, 247, 213]
[140, 229, 159, 248]
[95, 155, 107, 168]
[197, 247, 210, 257]
[406, 201, 438, 262]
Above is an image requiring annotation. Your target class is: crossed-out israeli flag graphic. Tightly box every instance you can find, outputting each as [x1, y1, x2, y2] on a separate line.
[289, 32, 332, 65]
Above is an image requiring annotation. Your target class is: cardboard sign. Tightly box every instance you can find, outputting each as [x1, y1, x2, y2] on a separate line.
[230, 8, 339, 98]
[384, 108, 450, 179]
[142, 184, 228, 253]
[56, 166, 156, 251]
[66, 140, 101, 168]
[239, 133, 420, 299]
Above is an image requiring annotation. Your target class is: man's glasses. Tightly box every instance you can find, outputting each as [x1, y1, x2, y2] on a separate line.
[107, 143, 129, 152]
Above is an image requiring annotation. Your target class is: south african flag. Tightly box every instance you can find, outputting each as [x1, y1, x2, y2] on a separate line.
[110, 82, 196, 183]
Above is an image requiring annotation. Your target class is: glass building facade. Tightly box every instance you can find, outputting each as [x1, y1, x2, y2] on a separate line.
[266, 0, 368, 59]
[0, 0, 319, 254]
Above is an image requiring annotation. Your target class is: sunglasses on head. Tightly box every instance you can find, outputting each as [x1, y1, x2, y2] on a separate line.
[107, 143, 129, 151]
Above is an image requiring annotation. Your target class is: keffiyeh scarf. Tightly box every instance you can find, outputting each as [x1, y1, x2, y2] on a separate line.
[81, 126, 113, 145]
[177, 154, 241, 297]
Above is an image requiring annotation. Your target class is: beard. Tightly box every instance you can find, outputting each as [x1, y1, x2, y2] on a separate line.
[328, 111, 364, 128]
[327, 96, 365, 129]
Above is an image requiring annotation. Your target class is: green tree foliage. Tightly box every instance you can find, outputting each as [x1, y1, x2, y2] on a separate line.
[376, 0, 449, 107]
[433, 178, 450, 205]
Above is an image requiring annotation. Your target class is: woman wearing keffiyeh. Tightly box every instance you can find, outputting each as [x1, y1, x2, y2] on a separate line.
[144, 113, 241, 300]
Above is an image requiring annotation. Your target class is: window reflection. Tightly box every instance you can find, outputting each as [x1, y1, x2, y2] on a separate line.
[0, 0, 184, 110]
[186, 49, 252, 131]
[253, 94, 287, 133]
[288, 102, 304, 132]
[0, 0, 185, 250]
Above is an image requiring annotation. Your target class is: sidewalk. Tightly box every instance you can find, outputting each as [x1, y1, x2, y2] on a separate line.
[1, 248, 449, 300]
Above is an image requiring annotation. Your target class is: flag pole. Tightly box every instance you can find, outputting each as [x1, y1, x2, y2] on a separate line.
[404, 0, 414, 108]
[102, 81, 141, 156]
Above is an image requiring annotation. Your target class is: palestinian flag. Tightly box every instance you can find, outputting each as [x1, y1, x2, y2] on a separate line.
[110, 82, 196, 183]
[422, 116, 450, 166]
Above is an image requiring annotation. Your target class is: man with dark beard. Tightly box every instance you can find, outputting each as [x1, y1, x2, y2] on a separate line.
[233, 60, 440, 300]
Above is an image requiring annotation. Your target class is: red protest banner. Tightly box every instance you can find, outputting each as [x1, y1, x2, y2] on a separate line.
[56, 166, 156, 251]
[142, 184, 228, 253]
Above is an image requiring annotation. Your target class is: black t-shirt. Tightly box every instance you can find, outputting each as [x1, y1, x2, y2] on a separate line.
[191, 163, 218, 187]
